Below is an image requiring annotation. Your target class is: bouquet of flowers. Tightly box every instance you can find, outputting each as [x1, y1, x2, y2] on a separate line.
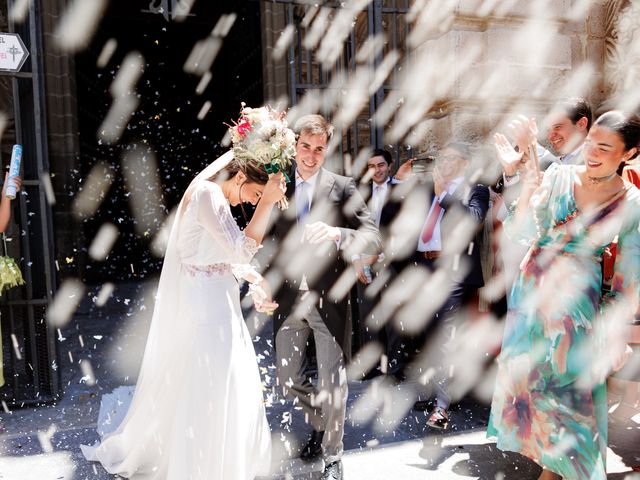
[229, 104, 296, 208]
[0, 254, 25, 295]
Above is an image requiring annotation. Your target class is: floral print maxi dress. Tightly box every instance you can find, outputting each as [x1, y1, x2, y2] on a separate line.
[488, 164, 640, 479]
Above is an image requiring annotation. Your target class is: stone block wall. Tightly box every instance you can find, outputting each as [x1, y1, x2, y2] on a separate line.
[412, 0, 613, 149]
[261, 0, 624, 159]
[260, 1, 291, 105]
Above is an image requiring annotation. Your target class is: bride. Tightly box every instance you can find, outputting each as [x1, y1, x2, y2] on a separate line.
[82, 106, 294, 479]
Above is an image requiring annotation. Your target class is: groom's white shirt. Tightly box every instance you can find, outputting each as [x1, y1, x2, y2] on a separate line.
[295, 169, 320, 208]
[295, 169, 320, 291]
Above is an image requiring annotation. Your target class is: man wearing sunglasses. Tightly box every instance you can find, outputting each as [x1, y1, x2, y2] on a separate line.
[382, 142, 489, 430]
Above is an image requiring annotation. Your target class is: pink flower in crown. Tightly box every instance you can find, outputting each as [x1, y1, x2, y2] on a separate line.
[236, 120, 252, 137]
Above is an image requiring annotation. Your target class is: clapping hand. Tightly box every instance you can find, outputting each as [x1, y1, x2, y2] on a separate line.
[611, 344, 634, 373]
[494, 132, 524, 174]
[495, 133, 542, 191]
[507, 115, 538, 154]
[502, 116, 541, 177]
[432, 166, 446, 196]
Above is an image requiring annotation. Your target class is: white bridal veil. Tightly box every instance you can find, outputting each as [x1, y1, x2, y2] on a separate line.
[81, 151, 234, 474]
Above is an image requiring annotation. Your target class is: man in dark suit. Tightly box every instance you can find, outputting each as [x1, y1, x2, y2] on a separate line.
[351, 149, 416, 375]
[362, 148, 394, 225]
[381, 141, 489, 430]
[350, 149, 394, 365]
[263, 114, 381, 480]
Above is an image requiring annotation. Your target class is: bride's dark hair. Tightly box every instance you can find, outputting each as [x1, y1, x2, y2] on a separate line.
[210, 157, 270, 185]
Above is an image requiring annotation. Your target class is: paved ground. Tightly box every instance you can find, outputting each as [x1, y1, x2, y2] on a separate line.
[0, 281, 639, 480]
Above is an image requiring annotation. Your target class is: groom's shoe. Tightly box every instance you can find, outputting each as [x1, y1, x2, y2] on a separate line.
[321, 460, 343, 480]
[299, 429, 324, 461]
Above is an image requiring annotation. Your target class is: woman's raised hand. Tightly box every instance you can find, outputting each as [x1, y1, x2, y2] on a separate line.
[261, 172, 287, 205]
[494, 132, 524, 173]
[507, 115, 538, 154]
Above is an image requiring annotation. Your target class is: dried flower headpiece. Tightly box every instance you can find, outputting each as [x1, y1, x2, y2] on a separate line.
[229, 103, 296, 183]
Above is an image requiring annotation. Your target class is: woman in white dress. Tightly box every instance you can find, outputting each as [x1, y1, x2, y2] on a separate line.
[82, 107, 294, 479]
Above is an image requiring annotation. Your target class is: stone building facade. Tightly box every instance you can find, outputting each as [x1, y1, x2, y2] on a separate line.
[259, 0, 638, 171]
[1, 0, 639, 405]
[2, 0, 639, 273]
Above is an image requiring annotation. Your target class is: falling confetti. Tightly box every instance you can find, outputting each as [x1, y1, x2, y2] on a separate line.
[46, 278, 85, 328]
[53, 0, 108, 52]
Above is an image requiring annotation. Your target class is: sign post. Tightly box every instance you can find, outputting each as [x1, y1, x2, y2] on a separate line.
[0, 32, 29, 73]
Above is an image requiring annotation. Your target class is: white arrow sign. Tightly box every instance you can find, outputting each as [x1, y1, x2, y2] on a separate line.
[0, 32, 29, 72]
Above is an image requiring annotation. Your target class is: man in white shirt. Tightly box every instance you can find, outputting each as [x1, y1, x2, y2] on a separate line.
[382, 142, 489, 430]
[351, 149, 419, 379]
[351, 149, 395, 377]
[502, 97, 592, 186]
[366, 149, 394, 226]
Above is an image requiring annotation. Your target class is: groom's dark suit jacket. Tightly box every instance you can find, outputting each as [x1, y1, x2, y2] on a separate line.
[260, 163, 382, 361]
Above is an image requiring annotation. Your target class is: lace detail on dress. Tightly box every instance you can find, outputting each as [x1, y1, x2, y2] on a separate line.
[181, 263, 232, 277]
[243, 236, 260, 258]
[193, 182, 262, 264]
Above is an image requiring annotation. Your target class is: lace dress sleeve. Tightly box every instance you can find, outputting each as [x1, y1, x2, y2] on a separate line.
[194, 183, 261, 266]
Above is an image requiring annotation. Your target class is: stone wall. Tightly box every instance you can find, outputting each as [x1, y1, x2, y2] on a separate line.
[260, 1, 290, 105]
[260, 1, 629, 162]
[401, 0, 614, 149]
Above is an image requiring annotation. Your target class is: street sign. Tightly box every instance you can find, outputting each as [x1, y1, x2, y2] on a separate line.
[0, 32, 29, 73]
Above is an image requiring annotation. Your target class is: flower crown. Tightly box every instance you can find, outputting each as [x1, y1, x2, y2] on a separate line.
[229, 104, 296, 181]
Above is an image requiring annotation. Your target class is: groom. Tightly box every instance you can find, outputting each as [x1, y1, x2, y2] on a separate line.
[263, 114, 381, 479]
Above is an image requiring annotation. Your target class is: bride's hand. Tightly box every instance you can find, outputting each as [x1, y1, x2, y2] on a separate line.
[249, 279, 279, 315]
[260, 172, 287, 205]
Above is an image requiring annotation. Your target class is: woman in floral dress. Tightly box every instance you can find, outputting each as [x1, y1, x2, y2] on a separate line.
[488, 111, 640, 480]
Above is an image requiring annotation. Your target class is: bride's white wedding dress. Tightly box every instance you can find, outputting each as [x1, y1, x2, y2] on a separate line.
[81, 152, 271, 479]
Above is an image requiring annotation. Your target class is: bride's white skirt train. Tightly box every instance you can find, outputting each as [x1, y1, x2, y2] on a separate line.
[81, 272, 271, 480]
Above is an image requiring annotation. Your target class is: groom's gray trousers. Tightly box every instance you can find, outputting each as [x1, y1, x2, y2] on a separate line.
[275, 294, 348, 465]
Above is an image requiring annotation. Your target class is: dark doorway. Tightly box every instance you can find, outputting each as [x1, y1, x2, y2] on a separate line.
[73, 0, 263, 284]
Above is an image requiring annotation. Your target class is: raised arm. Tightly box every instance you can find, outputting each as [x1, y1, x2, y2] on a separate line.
[0, 173, 21, 233]
[195, 184, 261, 265]
[243, 173, 285, 245]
